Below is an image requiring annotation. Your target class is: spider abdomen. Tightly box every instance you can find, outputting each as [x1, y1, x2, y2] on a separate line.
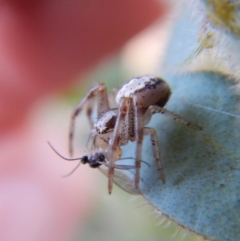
[116, 75, 171, 109]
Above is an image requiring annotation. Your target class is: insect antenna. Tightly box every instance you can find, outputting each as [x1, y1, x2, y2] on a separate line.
[61, 161, 82, 178]
[48, 141, 83, 161]
[48, 141, 85, 177]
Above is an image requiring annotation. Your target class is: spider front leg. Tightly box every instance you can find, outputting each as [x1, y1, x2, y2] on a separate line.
[107, 97, 130, 194]
[143, 127, 165, 183]
[69, 82, 109, 156]
[133, 96, 144, 189]
[148, 106, 202, 130]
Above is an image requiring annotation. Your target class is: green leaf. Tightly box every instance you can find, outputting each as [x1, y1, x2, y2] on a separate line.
[122, 71, 240, 241]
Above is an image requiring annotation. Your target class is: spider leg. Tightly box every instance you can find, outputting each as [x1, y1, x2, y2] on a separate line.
[69, 83, 107, 156]
[107, 97, 129, 194]
[133, 96, 144, 189]
[149, 106, 202, 130]
[143, 127, 165, 183]
[97, 83, 109, 119]
[108, 87, 119, 107]
[85, 98, 95, 128]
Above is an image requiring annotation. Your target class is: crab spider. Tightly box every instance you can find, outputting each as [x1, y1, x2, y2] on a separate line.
[69, 75, 202, 194]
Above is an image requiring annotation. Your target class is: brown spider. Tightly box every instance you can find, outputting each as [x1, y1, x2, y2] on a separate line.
[69, 75, 202, 194]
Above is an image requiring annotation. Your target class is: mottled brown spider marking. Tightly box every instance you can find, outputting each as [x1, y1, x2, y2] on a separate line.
[94, 109, 118, 134]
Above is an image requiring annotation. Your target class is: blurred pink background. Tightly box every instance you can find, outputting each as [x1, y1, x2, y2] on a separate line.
[0, 1, 168, 241]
